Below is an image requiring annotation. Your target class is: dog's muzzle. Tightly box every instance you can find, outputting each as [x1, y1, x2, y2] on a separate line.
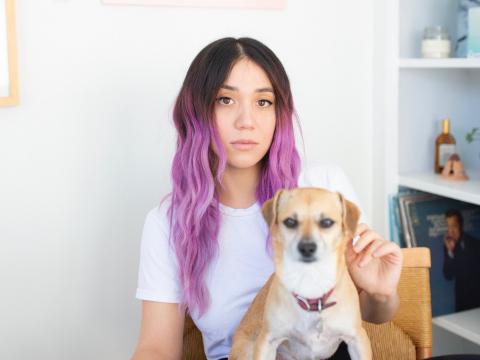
[297, 240, 317, 262]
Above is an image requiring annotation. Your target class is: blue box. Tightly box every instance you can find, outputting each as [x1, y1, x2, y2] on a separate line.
[468, 7, 480, 58]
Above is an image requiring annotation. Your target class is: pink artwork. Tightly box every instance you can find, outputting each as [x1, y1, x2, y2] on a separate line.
[101, 0, 286, 9]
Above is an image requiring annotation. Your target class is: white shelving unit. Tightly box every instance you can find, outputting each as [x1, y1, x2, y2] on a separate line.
[432, 308, 480, 346]
[374, 0, 480, 207]
[374, 0, 480, 220]
[432, 308, 480, 355]
[399, 170, 480, 206]
[374, 0, 480, 356]
[399, 58, 480, 68]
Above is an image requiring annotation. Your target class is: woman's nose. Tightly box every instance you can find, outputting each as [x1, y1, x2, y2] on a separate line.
[235, 104, 255, 129]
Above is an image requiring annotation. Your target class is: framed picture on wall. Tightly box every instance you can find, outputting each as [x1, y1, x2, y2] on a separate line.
[0, 0, 19, 107]
[101, 0, 286, 10]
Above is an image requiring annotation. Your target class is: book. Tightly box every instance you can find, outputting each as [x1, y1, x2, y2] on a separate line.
[392, 187, 437, 247]
[399, 191, 480, 316]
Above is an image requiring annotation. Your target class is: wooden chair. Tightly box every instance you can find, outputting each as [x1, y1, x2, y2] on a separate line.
[182, 247, 432, 360]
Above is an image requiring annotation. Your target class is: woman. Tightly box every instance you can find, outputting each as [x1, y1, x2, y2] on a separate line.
[132, 37, 402, 360]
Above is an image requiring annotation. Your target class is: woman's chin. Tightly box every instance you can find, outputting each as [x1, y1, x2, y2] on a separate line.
[226, 157, 265, 170]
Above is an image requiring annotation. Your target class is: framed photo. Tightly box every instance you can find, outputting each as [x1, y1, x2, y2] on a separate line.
[101, 0, 286, 10]
[0, 0, 19, 107]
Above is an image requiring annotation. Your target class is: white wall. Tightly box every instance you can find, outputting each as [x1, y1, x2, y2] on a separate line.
[0, 0, 373, 358]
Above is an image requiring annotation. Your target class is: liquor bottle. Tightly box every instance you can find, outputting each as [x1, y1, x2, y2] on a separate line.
[435, 118, 456, 174]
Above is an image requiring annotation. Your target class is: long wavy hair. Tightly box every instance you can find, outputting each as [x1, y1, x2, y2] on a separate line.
[164, 37, 302, 317]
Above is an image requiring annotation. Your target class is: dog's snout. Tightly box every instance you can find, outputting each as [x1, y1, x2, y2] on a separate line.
[297, 241, 317, 258]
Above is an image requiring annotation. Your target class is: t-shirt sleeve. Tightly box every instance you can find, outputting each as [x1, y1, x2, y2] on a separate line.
[135, 204, 182, 303]
[299, 164, 369, 226]
[327, 165, 369, 226]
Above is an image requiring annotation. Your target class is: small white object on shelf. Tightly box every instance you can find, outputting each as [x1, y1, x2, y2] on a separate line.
[398, 170, 480, 206]
[421, 26, 451, 58]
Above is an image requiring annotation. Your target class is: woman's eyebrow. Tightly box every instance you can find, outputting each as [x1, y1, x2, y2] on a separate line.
[220, 84, 274, 93]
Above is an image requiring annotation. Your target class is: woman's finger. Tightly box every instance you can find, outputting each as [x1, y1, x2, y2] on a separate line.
[372, 242, 403, 264]
[357, 239, 385, 267]
[355, 223, 369, 237]
[353, 230, 380, 254]
[346, 236, 359, 263]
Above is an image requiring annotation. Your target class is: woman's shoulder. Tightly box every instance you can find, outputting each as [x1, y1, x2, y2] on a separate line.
[143, 194, 173, 236]
[139, 195, 178, 266]
[137, 194, 181, 303]
[298, 162, 367, 223]
[298, 162, 349, 189]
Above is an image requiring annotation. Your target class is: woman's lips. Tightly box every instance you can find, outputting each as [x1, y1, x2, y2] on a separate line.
[232, 143, 258, 150]
[231, 140, 258, 150]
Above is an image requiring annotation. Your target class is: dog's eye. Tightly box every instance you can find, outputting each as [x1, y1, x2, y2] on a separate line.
[283, 217, 298, 229]
[319, 218, 335, 228]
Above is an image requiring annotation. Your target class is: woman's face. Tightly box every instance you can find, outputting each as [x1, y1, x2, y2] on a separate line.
[214, 58, 276, 170]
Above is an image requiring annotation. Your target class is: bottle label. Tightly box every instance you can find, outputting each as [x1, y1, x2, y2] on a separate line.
[439, 144, 456, 166]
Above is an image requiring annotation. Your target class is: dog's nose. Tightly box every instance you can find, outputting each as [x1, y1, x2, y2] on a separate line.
[298, 241, 317, 258]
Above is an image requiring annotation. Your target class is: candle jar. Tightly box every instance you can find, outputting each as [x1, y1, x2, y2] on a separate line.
[421, 26, 451, 58]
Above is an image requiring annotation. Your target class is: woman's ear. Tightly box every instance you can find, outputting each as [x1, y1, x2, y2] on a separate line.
[337, 192, 360, 237]
[262, 189, 284, 227]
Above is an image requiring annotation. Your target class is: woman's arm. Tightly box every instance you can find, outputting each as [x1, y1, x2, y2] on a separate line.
[131, 301, 185, 360]
[346, 223, 403, 324]
[359, 289, 400, 324]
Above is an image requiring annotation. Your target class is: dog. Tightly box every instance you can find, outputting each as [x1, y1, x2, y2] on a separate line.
[229, 187, 372, 360]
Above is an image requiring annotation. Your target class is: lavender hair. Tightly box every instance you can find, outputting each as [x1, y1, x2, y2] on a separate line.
[163, 37, 302, 317]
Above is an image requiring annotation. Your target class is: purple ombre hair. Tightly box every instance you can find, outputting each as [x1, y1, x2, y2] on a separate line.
[164, 37, 302, 316]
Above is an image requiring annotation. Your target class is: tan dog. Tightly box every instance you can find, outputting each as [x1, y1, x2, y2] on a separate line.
[229, 187, 372, 360]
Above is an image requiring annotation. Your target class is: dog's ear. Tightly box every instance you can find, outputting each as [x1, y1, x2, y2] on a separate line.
[337, 192, 361, 237]
[262, 189, 284, 227]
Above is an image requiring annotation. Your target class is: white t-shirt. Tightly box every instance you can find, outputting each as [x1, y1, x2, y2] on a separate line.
[135, 164, 367, 360]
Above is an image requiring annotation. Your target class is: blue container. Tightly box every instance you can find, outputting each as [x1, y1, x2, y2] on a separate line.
[468, 7, 480, 57]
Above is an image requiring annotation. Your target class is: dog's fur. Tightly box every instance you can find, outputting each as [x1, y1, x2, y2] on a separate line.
[229, 187, 372, 360]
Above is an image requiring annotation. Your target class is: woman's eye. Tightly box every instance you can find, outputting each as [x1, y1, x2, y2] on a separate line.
[217, 97, 233, 105]
[258, 99, 273, 107]
[283, 217, 298, 229]
[319, 218, 335, 228]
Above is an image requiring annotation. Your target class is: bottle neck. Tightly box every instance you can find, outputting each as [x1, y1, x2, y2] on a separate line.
[442, 120, 450, 134]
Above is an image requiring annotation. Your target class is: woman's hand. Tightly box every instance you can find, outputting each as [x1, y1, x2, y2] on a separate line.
[346, 223, 403, 299]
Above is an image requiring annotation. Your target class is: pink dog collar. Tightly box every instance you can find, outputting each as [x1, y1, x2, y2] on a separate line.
[292, 287, 336, 312]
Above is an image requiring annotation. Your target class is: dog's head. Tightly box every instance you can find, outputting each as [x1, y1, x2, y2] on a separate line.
[262, 187, 360, 264]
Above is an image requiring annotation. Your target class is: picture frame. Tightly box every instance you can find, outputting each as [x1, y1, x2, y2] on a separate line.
[0, 0, 19, 107]
[101, 0, 286, 10]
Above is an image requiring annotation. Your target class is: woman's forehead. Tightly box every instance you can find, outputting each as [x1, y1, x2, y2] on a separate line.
[222, 59, 272, 91]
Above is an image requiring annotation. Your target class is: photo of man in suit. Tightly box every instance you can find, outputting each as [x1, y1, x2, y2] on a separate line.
[443, 209, 480, 312]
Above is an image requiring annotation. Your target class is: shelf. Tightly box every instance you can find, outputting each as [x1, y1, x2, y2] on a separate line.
[398, 170, 480, 206]
[399, 58, 480, 69]
[432, 308, 480, 346]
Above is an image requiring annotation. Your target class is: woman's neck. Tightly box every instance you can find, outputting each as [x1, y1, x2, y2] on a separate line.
[218, 164, 261, 209]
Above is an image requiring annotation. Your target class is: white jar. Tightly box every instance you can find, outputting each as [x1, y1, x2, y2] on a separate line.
[421, 26, 451, 58]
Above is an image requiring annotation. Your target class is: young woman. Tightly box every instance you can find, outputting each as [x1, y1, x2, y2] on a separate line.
[132, 37, 402, 360]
